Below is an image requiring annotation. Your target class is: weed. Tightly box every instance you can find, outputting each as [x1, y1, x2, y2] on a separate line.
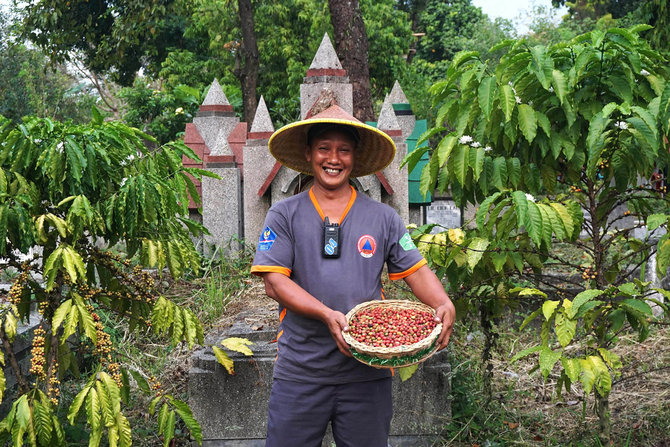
[433, 317, 670, 447]
[187, 238, 254, 325]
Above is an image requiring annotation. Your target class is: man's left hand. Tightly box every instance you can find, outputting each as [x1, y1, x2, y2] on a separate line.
[434, 302, 455, 350]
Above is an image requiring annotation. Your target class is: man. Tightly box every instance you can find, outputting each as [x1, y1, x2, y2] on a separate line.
[251, 103, 455, 447]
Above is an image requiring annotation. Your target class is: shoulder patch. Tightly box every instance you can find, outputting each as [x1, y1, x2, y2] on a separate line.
[399, 232, 417, 251]
[258, 226, 277, 251]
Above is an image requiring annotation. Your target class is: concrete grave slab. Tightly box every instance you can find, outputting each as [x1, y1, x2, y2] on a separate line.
[189, 312, 451, 446]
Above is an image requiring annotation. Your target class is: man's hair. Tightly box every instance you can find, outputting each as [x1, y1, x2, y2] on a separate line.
[306, 123, 360, 147]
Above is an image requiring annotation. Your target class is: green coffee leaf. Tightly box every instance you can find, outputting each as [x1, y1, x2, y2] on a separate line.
[555, 310, 576, 347]
[510, 345, 542, 363]
[539, 347, 562, 378]
[542, 300, 560, 321]
[569, 289, 604, 318]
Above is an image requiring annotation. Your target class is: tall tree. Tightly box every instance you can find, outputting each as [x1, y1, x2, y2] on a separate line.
[551, 0, 641, 20]
[396, 0, 428, 63]
[0, 11, 98, 123]
[414, 0, 484, 63]
[328, 0, 374, 122]
[17, 0, 195, 86]
[234, 0, 259, 124]
[186, 0, 329, 124]
[361, 0, 412, 96]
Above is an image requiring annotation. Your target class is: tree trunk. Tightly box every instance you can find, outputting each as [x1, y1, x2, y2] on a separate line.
[480, 300, 495, 404]
[402, 0, 427, 64]
[596, 393, 611, 445]
[235, 0, 259, 125]
[0, 328, 29, 394]
[46, 327, 60, 402]
[327, 0, 374, 122]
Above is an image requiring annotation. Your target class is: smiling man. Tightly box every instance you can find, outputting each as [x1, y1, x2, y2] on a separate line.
[250, 103, 455, 447]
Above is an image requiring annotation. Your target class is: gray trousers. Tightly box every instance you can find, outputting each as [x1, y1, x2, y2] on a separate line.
[265, 377, 393, 447]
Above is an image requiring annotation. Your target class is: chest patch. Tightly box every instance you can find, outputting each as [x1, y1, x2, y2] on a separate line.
[258, 226, 277, 251]
[357, 235, 377, 258]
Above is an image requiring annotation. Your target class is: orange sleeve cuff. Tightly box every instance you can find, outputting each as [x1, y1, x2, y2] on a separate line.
[250, 265, 292, 277]
[388, 259, 427, 281]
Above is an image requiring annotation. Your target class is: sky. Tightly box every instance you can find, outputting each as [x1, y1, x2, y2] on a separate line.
[473, 0, 567, 34]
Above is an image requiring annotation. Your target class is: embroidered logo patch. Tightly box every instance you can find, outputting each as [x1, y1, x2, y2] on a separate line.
[357, 235, 377, 258]
[258, 226, 277, 251]
[399, 232, 417, 251]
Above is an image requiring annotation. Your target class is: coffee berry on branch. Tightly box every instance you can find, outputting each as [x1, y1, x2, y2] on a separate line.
[348, 306, 438, 348]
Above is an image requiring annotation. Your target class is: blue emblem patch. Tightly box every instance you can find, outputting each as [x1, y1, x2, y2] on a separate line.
[258, 226, 277, 251]
[324, 237, 338, 255]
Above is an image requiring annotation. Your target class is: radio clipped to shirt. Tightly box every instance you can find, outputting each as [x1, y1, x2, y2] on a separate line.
[323, 217, 340, 258]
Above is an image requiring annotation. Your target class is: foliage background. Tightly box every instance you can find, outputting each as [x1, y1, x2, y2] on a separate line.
[1, 0, 670, 444]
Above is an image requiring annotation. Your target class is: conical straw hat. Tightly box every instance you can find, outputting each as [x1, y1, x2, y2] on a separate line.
[268, 104, 396, 178]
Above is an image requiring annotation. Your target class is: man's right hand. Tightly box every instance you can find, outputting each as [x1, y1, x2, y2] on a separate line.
[262, 272, 353, 357]
[323, 309, 353, 357]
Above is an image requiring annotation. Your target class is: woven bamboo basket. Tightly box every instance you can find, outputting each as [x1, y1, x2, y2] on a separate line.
[342, 299, 442, 369]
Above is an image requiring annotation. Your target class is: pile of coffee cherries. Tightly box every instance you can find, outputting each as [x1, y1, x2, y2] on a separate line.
[348, 305, 438, 348]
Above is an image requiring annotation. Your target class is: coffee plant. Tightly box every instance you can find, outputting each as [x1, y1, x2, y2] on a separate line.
[405, 25, 670, 442]
[0, 110, 248, 446]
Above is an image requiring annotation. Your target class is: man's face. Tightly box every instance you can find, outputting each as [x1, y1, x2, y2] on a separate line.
[305, 128, 356, 192]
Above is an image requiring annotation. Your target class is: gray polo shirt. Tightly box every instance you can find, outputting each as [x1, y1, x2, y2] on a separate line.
[251, 187, 426, 384]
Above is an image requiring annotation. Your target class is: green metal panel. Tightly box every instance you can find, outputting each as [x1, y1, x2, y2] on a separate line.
[392, 103, 412, 112]
[406, 119, 431, 204]
[365, 119, 431, 205]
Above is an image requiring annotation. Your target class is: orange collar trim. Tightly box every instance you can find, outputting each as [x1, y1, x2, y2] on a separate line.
[309, 185, 357, 223]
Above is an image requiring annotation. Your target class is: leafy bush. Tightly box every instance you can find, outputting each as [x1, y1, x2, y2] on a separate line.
[119, 82, 204, 145]
[408, 25, 670, 442]
[0, 110, 247, 446]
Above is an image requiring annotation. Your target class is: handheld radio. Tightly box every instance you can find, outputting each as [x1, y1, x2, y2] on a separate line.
[323, 216, 340, 258]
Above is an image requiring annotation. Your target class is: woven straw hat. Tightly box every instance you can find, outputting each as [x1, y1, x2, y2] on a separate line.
[268, 104, 396, 178]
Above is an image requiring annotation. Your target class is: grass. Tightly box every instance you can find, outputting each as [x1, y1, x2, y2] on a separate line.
[180, 240, 256, 326]
[436, 317, 670, 447]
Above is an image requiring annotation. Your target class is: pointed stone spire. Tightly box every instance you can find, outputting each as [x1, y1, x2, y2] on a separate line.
[244, 97, 276, 243]
[211, 127, 234, 156]
[194, 78, 239, 155]
[309, 33, 343, 70]
[388, 80, 416, 141]
[378, 95, 409, 223]
[202, 78, 230, 107]
[389, 80, 409, 105]
[301, 33, 351, 123]
[249, 96, 274, 134]
[377, 95, 402, 135]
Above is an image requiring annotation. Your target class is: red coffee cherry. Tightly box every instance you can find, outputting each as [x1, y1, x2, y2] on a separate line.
[348, 306, 437, 348]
